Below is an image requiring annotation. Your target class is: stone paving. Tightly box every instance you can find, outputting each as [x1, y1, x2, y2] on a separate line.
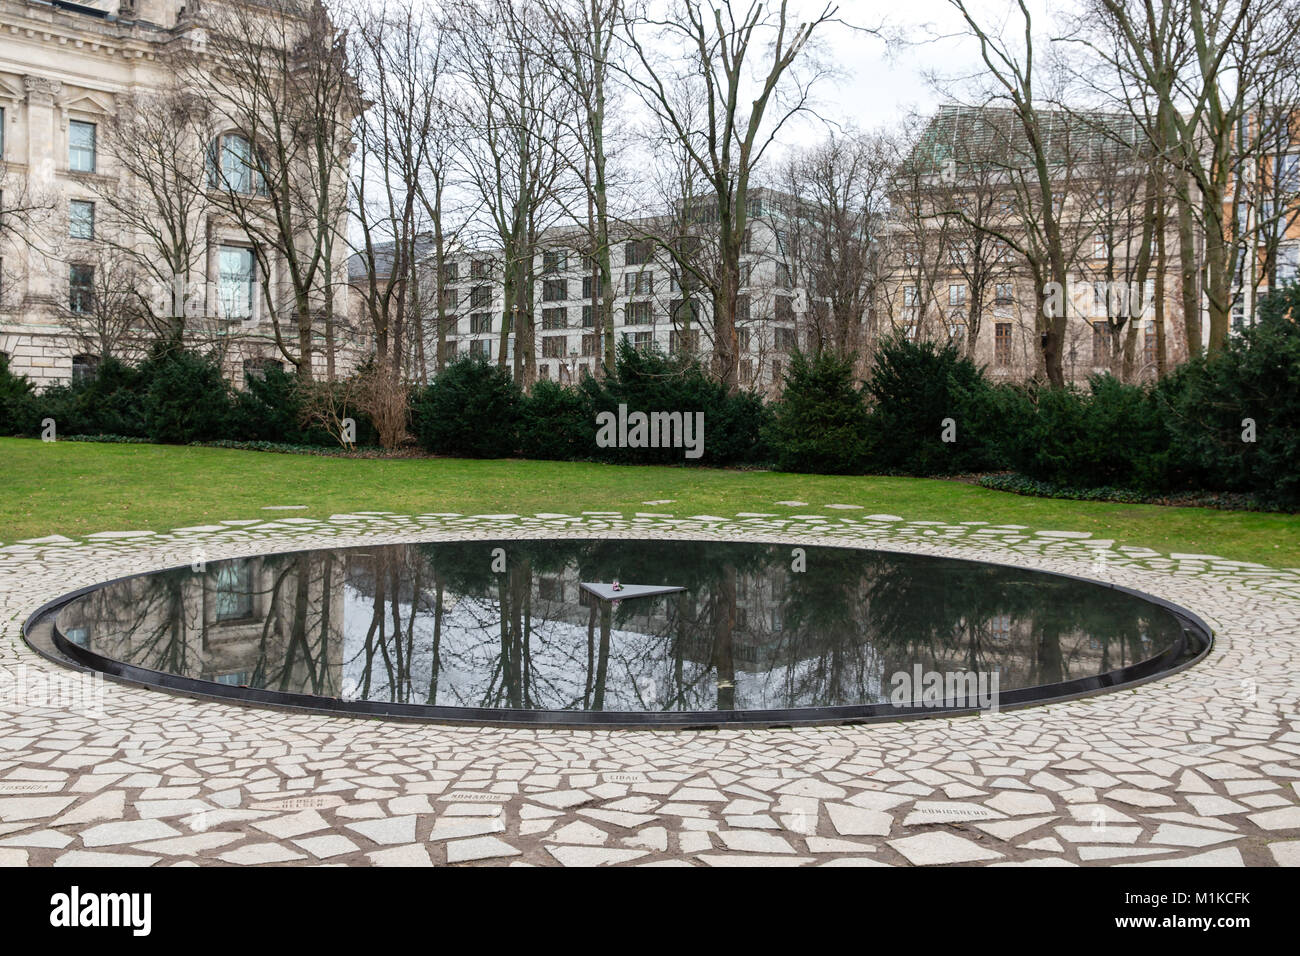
[1, 505, 1298, 867]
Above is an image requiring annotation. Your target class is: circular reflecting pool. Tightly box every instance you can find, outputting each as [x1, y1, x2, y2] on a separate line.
[36, 539, 1210, 727]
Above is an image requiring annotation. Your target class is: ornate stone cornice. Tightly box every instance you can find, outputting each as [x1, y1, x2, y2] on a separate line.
[22, 73, 61, 104]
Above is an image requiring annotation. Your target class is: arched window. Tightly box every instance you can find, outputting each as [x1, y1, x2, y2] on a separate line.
[208, 133, 266, 195]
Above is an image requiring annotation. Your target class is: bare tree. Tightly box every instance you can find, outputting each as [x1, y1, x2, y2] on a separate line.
[885, 116, 956, 344]
[444, 0, 577, 387]
[183, 0, 357, 381]
[93, 84, 215, 340]
[58, 245, 148, 362]
[1081, 0, 1300, 354]
[538, 0, 626, 372]
[620, 0, 838, 389]
[349, 2, 453, 390]
[945, 1, 1088, 387]
[778, 128, 892, 359]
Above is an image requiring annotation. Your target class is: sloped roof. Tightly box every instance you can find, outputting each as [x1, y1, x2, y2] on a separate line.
[910, 104, 1149, 174]
[347, 234, 439, 283]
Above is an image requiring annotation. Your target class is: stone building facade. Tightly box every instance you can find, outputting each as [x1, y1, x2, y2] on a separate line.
[0, 0, 361, 389]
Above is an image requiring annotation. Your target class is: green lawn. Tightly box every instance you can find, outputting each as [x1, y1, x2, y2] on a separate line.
[2, 437, 1296, 567]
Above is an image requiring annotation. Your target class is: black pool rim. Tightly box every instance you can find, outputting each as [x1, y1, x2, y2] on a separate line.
[21, 537, 1215, 731]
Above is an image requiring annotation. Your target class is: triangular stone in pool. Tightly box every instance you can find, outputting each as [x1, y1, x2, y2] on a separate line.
[580, 582, 685, 602]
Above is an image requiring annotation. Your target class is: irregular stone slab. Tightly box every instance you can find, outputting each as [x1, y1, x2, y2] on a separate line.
[902, 801, 1004, 826]
[1247, 806, 1300, 831]
[80, 819, 181, 847]
[446, 836, 521, 863]
[888, 832, 1003, 865]
[716, 830, 795, 854]
[55, 850, 161, 867]
[344, 816, 417, 846]
[546, 821, 608, 846]
[826, 803, 892, 837]
[218, 843, 306, 865]
[1149, 824, 1242, 847]
[368, 844, 434, 867]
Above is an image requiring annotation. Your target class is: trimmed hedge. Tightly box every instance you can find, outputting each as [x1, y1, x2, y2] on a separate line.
[763, 350, 869, 474]
[862, 336, 1023, 475]
[2, 302, 1297, 510]
[411, 357, 522, 458]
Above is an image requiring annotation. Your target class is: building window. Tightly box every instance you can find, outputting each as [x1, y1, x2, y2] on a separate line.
[581, 305, 595, 327]
[441, 261, 459, 284]
[739, 358, 754, 382]
[775, 262, 792, 290]
[1143, 321, 1156, 367]
[209, 133, 264, 194]
[771, 358, 783, 382]
[214, 562, 254, 622]
[626, 301, 653, 325]
[623, 330, 653, 351]
[670, 298, 698, 325]
[69, 120, 96, 173]
[218, 246, 256, 319]
[581, 332, 600, 356]
[669, 329, 698, 355]
[469, 285, 491, 309]
[542, 307, 567, 330]
[775, 327, 797, 351]
[542, 335, 567, 358]
[775, 295, 794, 322]
[469, 338, 491, 358]
[738, 328, 751, 353]
[542, 278, 567, 302]
[70, 353, 99, 383]
[69, 200, 95, 240]
[903, 286, 919, 308]
[1278, 245, 1300, 283]
[949, 284, 967, 307]
[995, 283, 1013, 304]
[69, 265, 95, 314]
[542, 249, 566, 274]
[624, 239, 653, 266]
[243, 357, 283, 382]
[470, 312, 492, 334]
[1091, 320, 1110, 366]
[994, 322, 1012, 367]
[470, 259, 492, 278]
[736, 294, 751, 323]
[624, 271, 653, 296]
[439, 287, 459, 310]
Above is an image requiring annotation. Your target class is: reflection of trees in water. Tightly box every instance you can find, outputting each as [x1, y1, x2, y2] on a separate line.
[61, 541, 1183, 712]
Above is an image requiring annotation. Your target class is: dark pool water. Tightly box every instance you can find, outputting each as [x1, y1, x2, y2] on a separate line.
[50, 539, 1205, 723]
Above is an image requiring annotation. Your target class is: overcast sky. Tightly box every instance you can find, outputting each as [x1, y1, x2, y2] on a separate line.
[800, 0, 1040, 132]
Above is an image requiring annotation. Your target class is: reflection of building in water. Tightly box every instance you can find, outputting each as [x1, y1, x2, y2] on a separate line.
[57, 553, 346, 698]
[58, 542, 1183, 714]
